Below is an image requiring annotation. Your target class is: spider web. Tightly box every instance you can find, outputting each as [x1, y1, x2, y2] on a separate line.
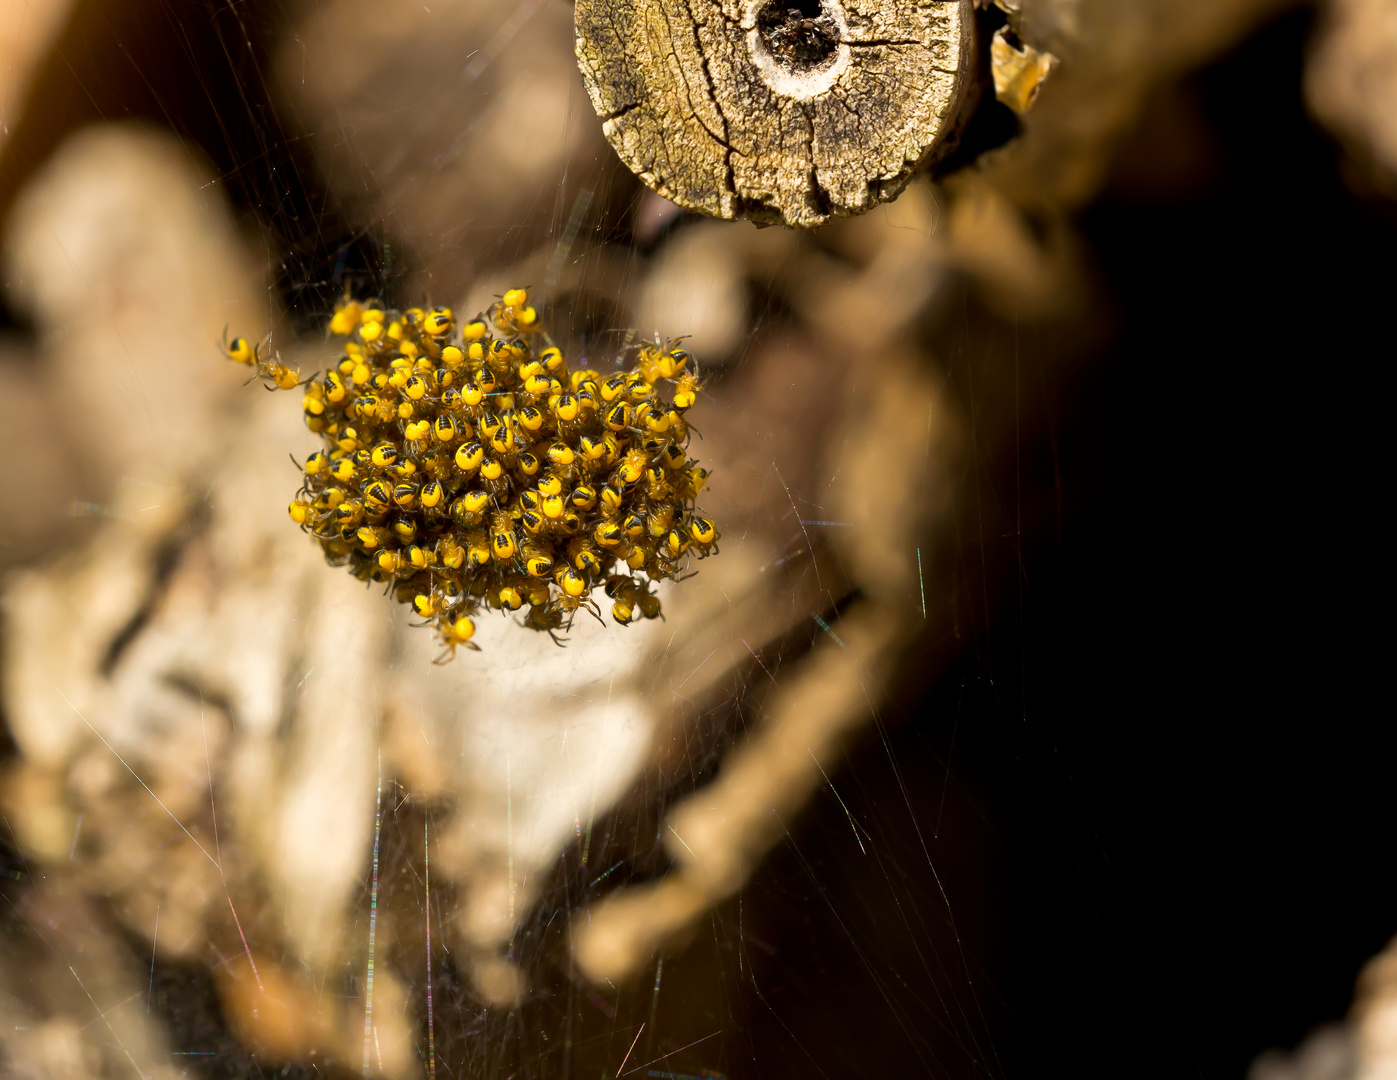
[1, 5, 1393, 1080]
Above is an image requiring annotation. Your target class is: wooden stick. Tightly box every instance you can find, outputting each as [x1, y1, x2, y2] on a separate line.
[576, 0, 975, 228]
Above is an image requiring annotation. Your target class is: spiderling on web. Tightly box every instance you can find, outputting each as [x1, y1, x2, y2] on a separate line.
[224, 289, 719, 660]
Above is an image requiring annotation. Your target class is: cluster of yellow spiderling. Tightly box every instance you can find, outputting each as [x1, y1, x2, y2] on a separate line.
[226, 289, 718, 659]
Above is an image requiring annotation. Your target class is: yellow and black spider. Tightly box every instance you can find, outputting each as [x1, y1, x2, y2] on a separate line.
[229, 288, 720, 658]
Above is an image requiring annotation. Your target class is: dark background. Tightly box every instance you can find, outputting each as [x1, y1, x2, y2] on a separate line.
[717, 9, 1392, 1078]
[1, 4, 1390, 1078]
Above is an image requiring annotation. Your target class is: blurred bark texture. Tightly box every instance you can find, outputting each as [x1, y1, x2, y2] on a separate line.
[0, 0, 74, 151]
[1305, 0, 1397, 195]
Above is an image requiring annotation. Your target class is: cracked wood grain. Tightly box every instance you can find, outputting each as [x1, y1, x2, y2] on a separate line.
[576, 0, 975, 228]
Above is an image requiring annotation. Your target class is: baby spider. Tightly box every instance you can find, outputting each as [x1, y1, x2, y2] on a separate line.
[522, 602, 569, 647]
[434, 615, 479, 663]
[222, 327, 300, 389]
[629, 335, 691, 382]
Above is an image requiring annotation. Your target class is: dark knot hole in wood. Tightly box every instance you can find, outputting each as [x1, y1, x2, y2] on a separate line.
[756, 0, 841, 72]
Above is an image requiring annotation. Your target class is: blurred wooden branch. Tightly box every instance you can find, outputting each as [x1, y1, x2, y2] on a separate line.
[0, 0, 74, 154]
[1307, 0, 1397, 197]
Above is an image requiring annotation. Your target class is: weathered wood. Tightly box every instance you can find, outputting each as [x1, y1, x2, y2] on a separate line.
[576, 0, 975, 228]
